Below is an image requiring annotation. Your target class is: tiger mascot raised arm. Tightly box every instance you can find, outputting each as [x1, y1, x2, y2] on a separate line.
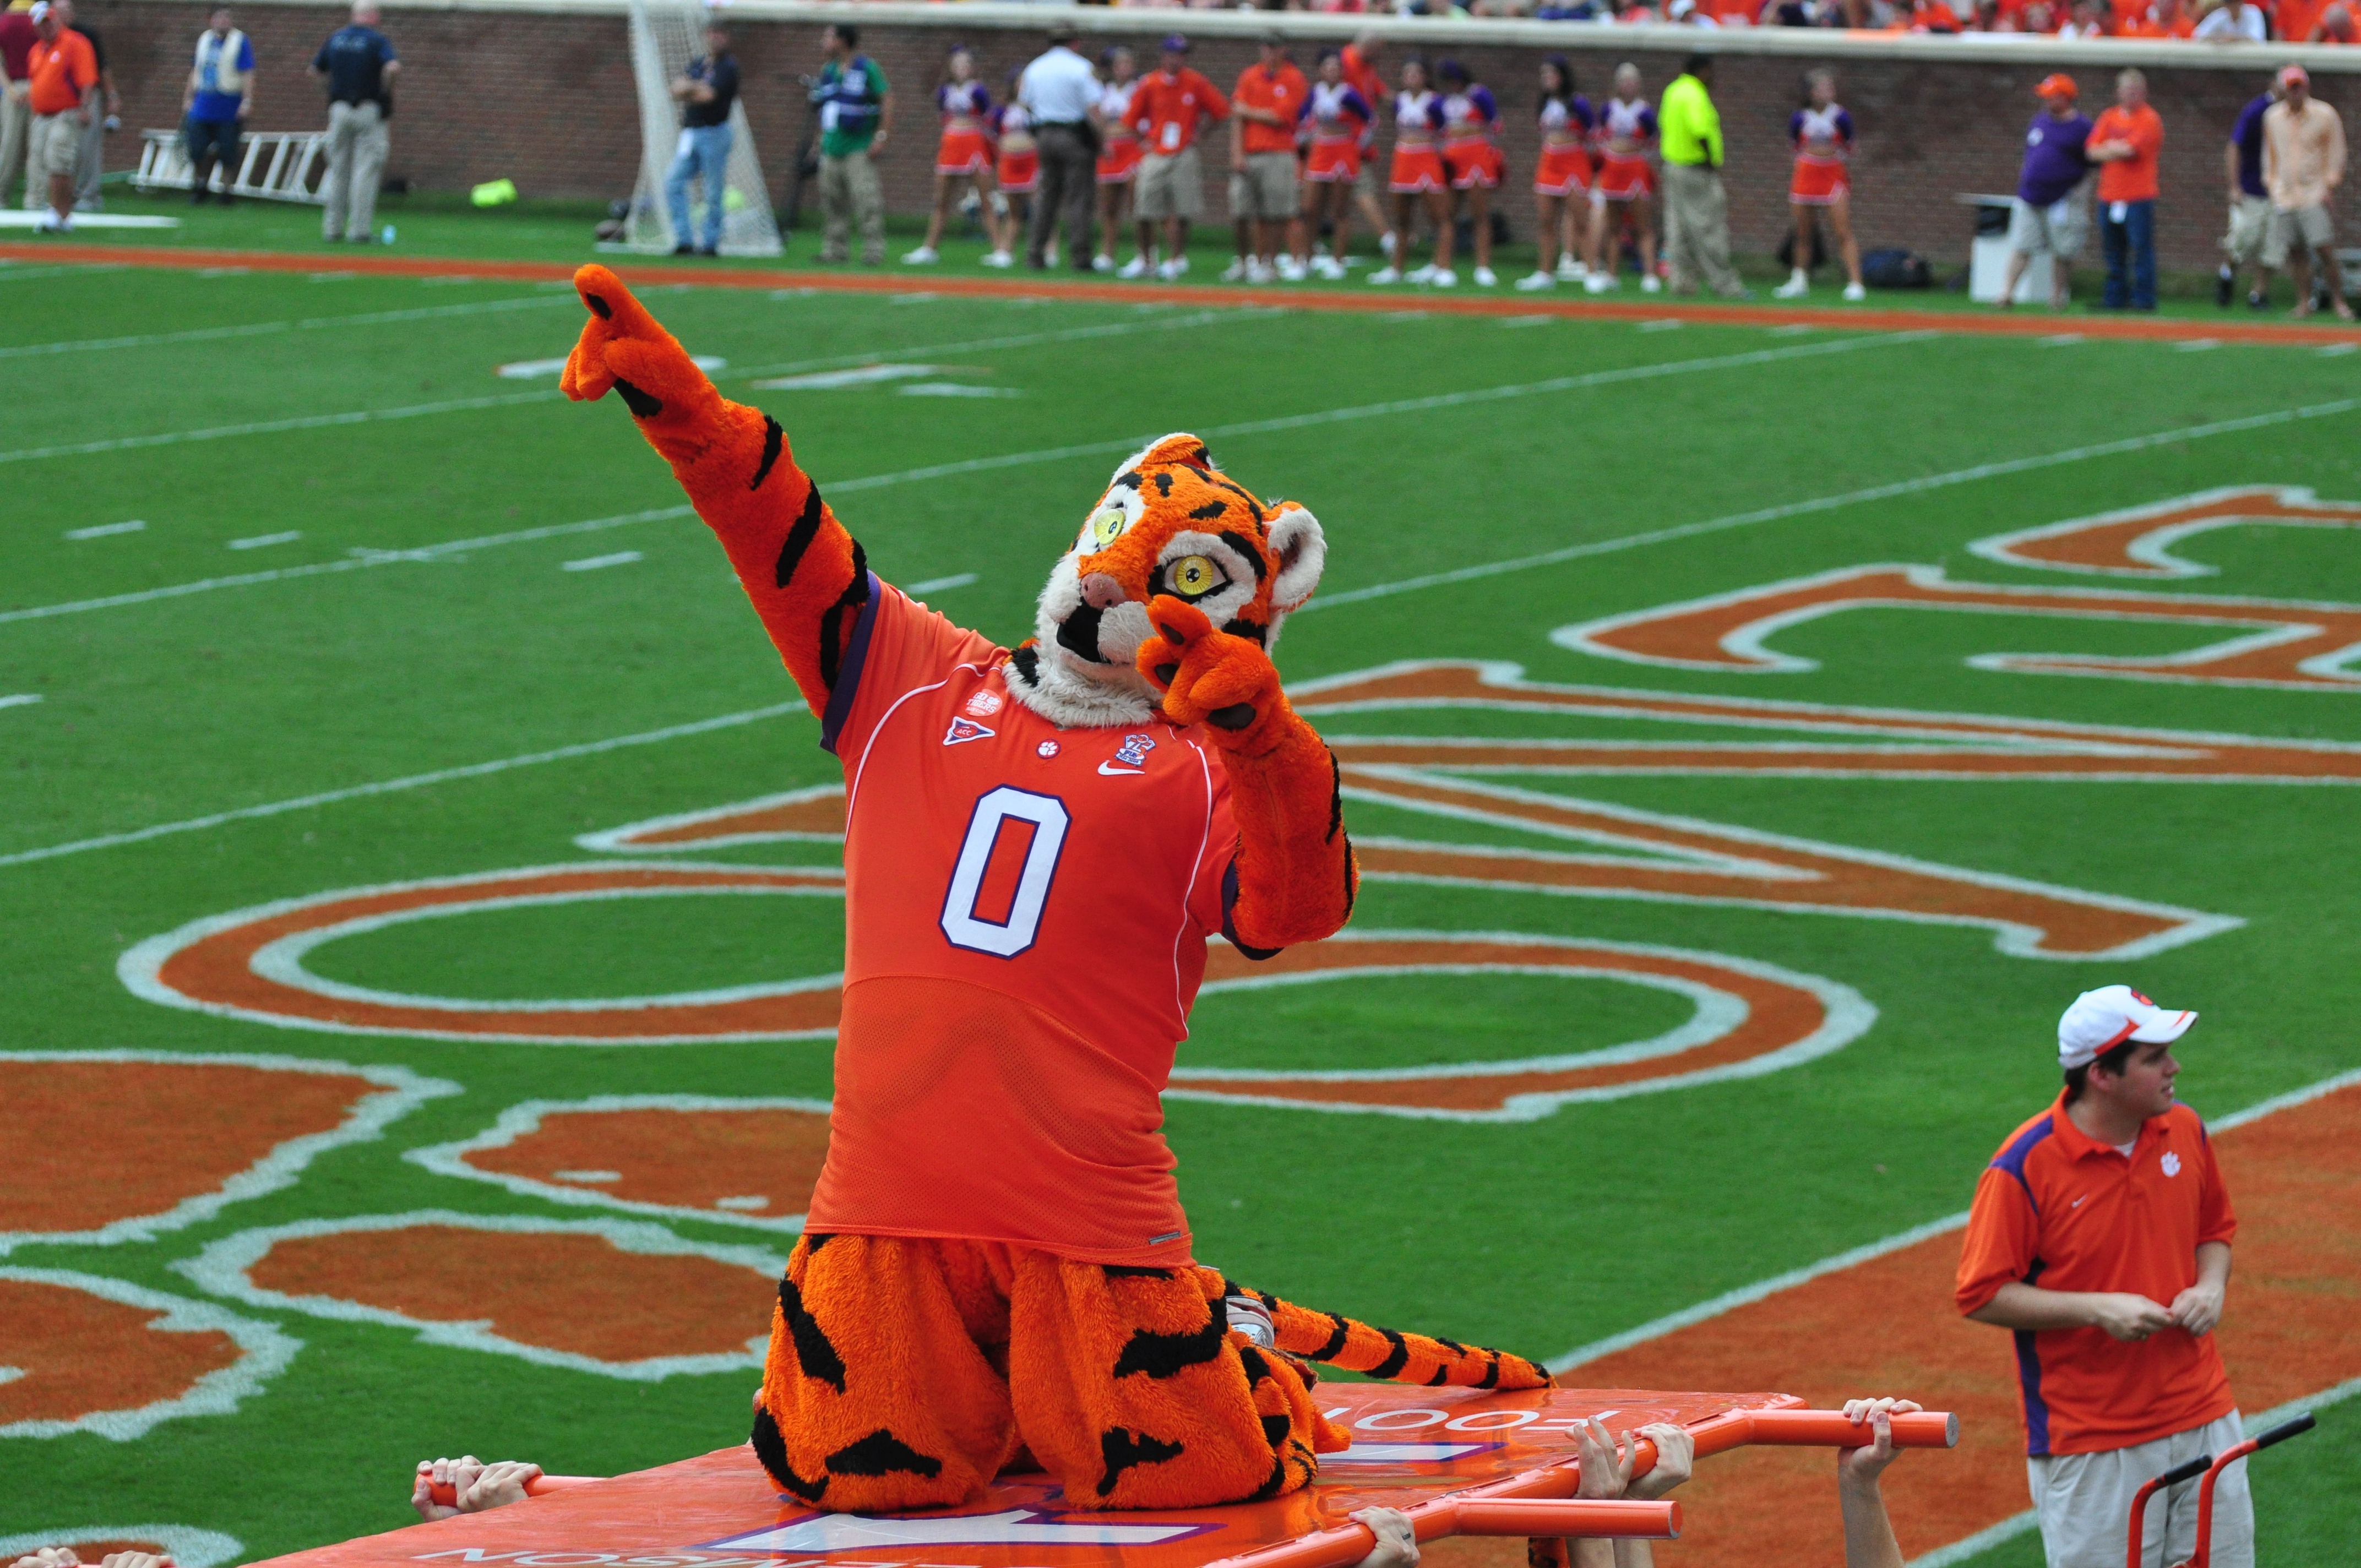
[561, 266, 1549, 1514]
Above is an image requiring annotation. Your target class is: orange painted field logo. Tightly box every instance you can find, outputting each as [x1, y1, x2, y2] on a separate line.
[1969, 485, 2361, 578]
[1558, 564, 2361, 691]
[406, 1097, 835, 1232]
[0, 1052, 455, 1251]
[0, 1268, 297, 1441]
[178, 1213, 784, 1380]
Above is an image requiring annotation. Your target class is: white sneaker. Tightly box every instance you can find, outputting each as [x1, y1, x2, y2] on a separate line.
[1245, 259, 1276, 285]
[1843, 281, 1867, 302]
[1093, 253, 1116, 273]
[1312, 255, 1346, 280]
[1515, 271, 1556, 291]
[1157, 257, 1190, 281]
[1406, 264, 1437, 285]
[902, 246, 939, 265]
[1640, 274, 1662, 293]
[981, 250, 1014, 269]
[1368, 265, 1402, 285]
[1774, 272, 1810, 299]
[1275, 255, 1307, 282]
[1558, 256, 1586, 281]
[1431, 268, 1457, 288]
[1586, 272, 1616, 293]
[1381, 231, 1399, 260]
[1221, 258, 1249, 282]
[1118, 255, 1152, 280]
[1472, 266, 1499, 288]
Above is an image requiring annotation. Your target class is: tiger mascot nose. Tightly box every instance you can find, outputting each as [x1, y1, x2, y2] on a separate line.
[1080, 572, 1129, 610]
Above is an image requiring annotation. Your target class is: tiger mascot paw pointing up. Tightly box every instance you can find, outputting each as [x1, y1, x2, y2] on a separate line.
[562, 266, 1550, 1515]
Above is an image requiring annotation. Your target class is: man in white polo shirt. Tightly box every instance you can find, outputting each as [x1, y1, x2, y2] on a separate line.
[1956, 986, 2246, 1568]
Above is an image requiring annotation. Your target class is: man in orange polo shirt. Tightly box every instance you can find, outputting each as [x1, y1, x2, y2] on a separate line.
[1128, 34, 1228, 281]
[1227, 32, 1308, 284]
[23, 0, 94, 232]
[1957, 986, 2245, 1568]
[2089, 69, 2163, 311]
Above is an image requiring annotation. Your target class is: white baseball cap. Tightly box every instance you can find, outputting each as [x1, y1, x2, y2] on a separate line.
[2059, 984, 2195, 1069]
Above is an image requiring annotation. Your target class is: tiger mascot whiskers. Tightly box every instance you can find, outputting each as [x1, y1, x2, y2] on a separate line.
[561, 266, 1551, 1515]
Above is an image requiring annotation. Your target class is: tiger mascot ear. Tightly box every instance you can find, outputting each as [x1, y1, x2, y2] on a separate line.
[1267, 503, 1327, 620]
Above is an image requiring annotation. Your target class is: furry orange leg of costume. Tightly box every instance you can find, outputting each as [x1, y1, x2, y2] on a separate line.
[758, 1237, 1341, 1512]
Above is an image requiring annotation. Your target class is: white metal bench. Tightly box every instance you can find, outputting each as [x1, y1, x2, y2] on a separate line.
[133, 128, 328, 205]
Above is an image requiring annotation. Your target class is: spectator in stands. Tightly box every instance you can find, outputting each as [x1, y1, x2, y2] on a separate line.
[181, 6, 251, 205]
[1559, 1400, 1921, 1568]
[2263, 64, 2352, 318]
[1957, 986, 2246, 1568]
[1129, 35, 1228, 281]
[1094, 47, 1143, 274]
[2088, 68, 2162, 310]
[1019, 23, 1098, 272]
[23, 0, 93, 233]
[2193, 0, 2268, 37]
[312, 1, 397, 244]
[1997, 74, 2092, 311]
[9, 1551, 171, 1568]
[1588, 62, 1658, 293]
[1341, 33, 1391, 266]
[1657, 55, 1746, 298]
[1226, 32, 1309, 283]
[1776, 67, 1864, 301]
[663, 22, 737, 256]
[2219, 79, 2278, 307]
[2310, 2, 2358, 36]
[60, 0, 109, 213]
[2057, 0, 2112, 36]
[811, 24, 891, 268]
[0, 2, 34, 209]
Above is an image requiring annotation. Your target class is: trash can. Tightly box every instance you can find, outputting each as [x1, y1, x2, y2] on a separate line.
[1961, 193, 2049, 304]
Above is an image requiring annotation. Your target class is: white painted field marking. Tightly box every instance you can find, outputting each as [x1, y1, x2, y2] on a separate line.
[0, 702, 807, 871]
[0, 263, 129, 283]
[892, 291, 943, 303]
[2039, 333, 2083, 346]
[906, 572, 979, 593]
[753, 362, 940, 390]
[196, 268, 251, 278]
[227, 531, 302, 551]
[1502, 315, 1554, 328]
[2175, 338, 2223, 352]
[0, 391, 559, 467]
[562, 550, 642, 571]
[0, 334, 1905, 624]
[1765, 323, 1817, 336]
[1304, 393, 2361, 613]
[730, 306, 1249, 382]
[1638, 318, 1684, 331]
[2318, 342, 2358, 357]
[501, 353, 722, 380]
[63, 520, 145, 540]
[0, 694, 39, 712]
[0, 293, 576, 361]
[900, 382, 1020, 398]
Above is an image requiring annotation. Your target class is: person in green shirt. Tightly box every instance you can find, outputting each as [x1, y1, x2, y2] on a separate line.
[1657, 55, 1747, 299]
[810, 23, 893, 265]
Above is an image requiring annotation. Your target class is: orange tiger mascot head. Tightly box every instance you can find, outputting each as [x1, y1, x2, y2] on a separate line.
[1010, 434, 1326, 727]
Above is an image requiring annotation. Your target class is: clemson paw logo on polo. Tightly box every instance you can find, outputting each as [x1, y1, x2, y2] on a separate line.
[2162, 1151, 2183, 1177]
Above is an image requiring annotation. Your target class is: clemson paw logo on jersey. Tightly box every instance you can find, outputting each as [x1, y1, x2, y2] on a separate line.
[2162, 1151, 2182, 1177]
[944, 717, 995, 747]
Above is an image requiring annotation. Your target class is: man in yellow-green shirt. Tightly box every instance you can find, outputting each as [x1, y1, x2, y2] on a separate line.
[1658, 55, 1747, 298]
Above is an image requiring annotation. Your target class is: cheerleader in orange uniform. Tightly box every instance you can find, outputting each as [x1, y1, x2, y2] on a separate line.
[988, 91, 1036, 270]
[1775, 68, 1865, 301]
[906, 45, 997, 267]
[1435, 60, 1503, 287]
[1585, 62, 1660, 294]
[1299, 50, 1374, 281]
[1519, 56, 1596, 290]
[1370, 57, 1450, 286]
[1093, 47, 1143, 274]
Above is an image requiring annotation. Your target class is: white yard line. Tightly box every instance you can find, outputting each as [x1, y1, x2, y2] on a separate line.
[562, 551, 643, 571]
[0, 694, 39, 712]
[0, 702, 809, 872]
[1302, 394, 2361, 613]
[725, 307, 1247, 381]
[0, 391, 560, 467]
[0, 292, 578, 361]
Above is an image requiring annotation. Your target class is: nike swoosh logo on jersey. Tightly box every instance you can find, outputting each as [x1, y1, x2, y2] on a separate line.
[1097, 762, 1144, 776]
[2071, 1195, 2087, 1207]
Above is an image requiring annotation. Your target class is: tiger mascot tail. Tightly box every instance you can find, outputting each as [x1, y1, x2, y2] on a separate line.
[1205, 1268, 1554, 1393]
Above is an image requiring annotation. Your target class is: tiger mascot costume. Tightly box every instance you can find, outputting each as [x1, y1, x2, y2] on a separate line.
[561, 266, 1551, 1515]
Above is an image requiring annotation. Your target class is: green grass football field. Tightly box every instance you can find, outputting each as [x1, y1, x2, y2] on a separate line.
[3, 209, 2359, 1567]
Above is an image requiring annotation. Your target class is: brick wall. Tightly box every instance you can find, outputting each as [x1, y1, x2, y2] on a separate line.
[85, 0, 2357, 271]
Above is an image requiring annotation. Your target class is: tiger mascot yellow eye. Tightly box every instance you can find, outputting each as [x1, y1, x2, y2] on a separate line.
[556, 266, 1549, 1523]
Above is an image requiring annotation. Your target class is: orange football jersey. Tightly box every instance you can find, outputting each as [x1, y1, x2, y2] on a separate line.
[803, 580, 1248, 1266]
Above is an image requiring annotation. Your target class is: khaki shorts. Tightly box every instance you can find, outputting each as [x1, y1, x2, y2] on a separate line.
[2265, 203, 2334, 267]
[1229, 150, 1299, 221]
[29, 112, 83, 182]
[1135, 146, 1203, 222]
[2009, 193, 2087, 260]
[2028, 1411, 2251, 1568]
[2222, 195, 2272, 264]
